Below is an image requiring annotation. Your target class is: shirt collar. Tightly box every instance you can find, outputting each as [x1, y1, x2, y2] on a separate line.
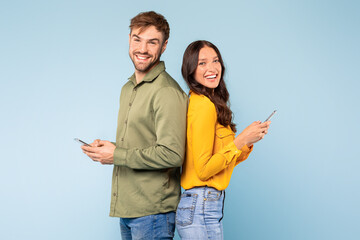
[128, 61, 166, 86]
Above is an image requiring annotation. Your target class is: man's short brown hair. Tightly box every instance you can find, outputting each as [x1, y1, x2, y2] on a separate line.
[129, 11, 170, 42]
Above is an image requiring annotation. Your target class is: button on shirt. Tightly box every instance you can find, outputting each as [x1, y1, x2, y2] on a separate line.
[110, 61, 188, 218]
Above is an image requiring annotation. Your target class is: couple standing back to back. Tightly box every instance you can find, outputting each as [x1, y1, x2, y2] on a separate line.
[81, 11, 271, 240]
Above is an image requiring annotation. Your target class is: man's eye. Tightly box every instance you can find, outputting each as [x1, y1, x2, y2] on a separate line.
[149, 42, 156, 45]
[134, 39, 140, 42]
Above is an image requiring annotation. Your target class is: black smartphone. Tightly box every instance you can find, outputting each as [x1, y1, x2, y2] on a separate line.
[74, 138, 91, 147]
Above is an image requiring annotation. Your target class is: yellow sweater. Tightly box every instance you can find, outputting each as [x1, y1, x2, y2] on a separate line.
[181, 92, 253, 190]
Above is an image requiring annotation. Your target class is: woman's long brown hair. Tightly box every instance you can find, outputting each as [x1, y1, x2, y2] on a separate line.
[182, 40, 236, 132]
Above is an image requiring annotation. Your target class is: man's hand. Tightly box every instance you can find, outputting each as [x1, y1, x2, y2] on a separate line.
[81, 140, 116, 165]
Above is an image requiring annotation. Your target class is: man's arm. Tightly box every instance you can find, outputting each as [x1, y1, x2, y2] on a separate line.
[113, 87, 188, 169]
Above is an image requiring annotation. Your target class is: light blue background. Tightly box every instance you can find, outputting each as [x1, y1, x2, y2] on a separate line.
[1, 0, 359, 239]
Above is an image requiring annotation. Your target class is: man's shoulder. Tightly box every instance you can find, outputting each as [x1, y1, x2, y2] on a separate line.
[122, 80, 134, 88]
[119, 80, 135, 94]
[154, 71, 185, 94]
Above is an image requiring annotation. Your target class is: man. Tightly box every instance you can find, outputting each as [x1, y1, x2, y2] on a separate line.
[81, 11, 188, 239]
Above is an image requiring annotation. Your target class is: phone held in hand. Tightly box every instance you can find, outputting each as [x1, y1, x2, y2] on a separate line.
[74, 138, 91, 147]
[264, 110, 277, 122]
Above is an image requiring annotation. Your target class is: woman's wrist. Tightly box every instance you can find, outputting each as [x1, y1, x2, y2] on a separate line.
[234, 136, 247, 150]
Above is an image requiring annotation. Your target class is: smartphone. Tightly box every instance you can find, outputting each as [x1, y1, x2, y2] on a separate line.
[264, 110, 277, 122]
[74, 138, 91, 147]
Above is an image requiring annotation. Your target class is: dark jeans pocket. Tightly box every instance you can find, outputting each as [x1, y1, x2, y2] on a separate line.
[176, 193, 198, 227]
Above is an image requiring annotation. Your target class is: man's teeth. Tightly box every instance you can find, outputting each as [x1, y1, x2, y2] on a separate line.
[137, 56, 148, 60]
[206, 75, 216, 79]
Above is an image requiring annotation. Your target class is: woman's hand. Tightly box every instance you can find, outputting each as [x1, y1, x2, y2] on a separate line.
[234, 121, 271, 149]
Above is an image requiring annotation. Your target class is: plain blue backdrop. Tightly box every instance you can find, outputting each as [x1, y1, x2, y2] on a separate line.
[1, 0, 359, 239]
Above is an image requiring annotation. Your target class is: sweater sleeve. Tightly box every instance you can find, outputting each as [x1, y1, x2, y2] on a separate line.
[190, 97, 242, 181]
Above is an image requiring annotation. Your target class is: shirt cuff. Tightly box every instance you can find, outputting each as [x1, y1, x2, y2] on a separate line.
[113, 147, 127, 166]
[223, 141, 243, 164]
[241, 144, 253, 154]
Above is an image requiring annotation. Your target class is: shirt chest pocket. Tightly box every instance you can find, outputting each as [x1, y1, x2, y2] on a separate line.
[214, 126, 235, 151]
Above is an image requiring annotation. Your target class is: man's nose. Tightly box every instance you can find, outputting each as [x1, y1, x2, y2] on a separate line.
[139, 42, 147, 53]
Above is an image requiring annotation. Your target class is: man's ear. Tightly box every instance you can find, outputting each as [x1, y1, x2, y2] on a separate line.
[161, 40, 168, 54]
[129, 34, 131, 44]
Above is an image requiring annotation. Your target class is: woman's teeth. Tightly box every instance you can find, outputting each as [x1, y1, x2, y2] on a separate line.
[206, 75, 216, 79]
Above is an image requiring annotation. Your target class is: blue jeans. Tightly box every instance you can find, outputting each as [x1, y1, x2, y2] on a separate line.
[119, 212, 175, 240]
[176, 187, 225, 240]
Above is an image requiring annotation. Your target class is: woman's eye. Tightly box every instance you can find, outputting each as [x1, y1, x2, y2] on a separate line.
[199, 62, 205, 66]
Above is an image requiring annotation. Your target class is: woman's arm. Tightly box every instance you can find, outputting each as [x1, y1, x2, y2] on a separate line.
[190, 97, 242, 181]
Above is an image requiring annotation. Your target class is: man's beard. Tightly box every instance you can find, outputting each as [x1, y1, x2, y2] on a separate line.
[133, 55, 160, 73]
[130, 47, 162, 73]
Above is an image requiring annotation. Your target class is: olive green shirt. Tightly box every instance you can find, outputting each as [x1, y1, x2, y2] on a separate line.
[110, 61, 188, 218]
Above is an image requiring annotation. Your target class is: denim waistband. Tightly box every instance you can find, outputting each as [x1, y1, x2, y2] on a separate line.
[183, 186, 224, 196]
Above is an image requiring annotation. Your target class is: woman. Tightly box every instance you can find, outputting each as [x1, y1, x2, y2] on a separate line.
[175, 40, 271, 240]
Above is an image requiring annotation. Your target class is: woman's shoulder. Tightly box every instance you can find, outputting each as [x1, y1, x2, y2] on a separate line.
[189, 92, 214, 107]
[188, 92, 216, 116]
